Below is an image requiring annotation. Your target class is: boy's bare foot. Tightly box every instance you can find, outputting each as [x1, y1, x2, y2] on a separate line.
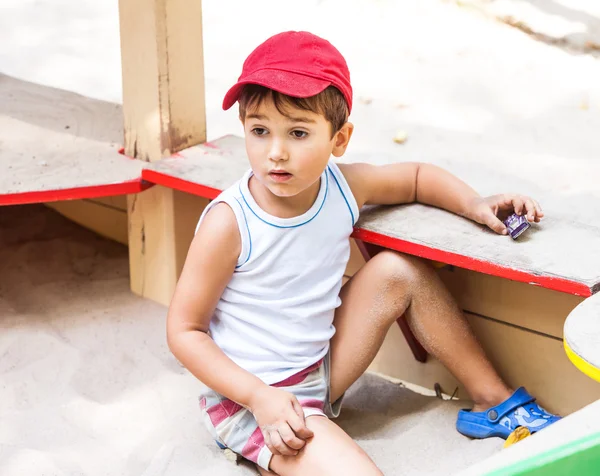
[471, 388, 513, 413]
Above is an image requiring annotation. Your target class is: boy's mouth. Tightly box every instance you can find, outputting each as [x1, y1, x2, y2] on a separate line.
[268, 170, 293, 183]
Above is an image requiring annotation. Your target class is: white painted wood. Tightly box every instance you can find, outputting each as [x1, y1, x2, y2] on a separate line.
[564, 293, 600, 371]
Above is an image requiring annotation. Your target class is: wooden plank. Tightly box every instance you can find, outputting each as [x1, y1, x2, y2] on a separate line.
[467, 314, 600, 415]
[144, 135, 600, 297]
[0, 179, 146, 206]
[46, 199, 129, 245]
[127, 187, 208, 305]
[564, 293, 600, 382]
[172, 192, 211, 279]
[45, 193, 203, 256]
[89, 196, 128, 212]
[438, 267, 583, 339]
[119, 0, 206, 159]
[0, 74, 146, 206]
[141, 135, 249, 196]
[354, 208, 597, 297]
[118, 0, 207, 305]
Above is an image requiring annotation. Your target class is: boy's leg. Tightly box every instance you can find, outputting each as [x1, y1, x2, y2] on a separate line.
[257, 467, 276, 475]
[262, 415, 382, 476]
[329, 250, 512, 411]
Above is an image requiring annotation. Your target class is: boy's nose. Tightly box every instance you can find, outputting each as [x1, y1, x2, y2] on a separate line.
[268, 139, 289, 162]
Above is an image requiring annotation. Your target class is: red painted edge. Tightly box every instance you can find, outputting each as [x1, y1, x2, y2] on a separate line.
[352, 228, 592, 297]
[0, 178, 151, 206]
[142, 169, 221, 200]
[139, 168, 593, 297]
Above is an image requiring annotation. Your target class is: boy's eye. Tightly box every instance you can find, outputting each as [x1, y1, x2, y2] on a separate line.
[291, 130, 307, 139]
[251, 127, 268, 136]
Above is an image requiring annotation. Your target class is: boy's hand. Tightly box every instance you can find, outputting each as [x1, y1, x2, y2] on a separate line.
[467, 194, 543, 235]
[249, 385, 314, 456]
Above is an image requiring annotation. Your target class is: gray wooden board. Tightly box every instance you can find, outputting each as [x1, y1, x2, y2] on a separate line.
[565, 293, 600, 370]
[147, 134, 600, 295]
[357, 205, 600, 294]
[153, 135, 253, 193]
[0, 74, 143, 197]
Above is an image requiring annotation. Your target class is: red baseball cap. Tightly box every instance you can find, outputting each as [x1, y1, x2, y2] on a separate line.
[222, 31, 353, 113]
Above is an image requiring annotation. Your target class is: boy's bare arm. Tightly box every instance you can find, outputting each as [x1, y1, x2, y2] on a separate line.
[339, 162, 543, 234]
[167, 203, 266, 407]
[167, 203, 313, 455]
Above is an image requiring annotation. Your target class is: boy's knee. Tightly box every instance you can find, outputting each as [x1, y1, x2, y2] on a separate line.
[372, 250, 434, 289]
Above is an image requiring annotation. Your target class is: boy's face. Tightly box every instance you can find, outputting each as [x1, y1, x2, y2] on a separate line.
[242, 96, 353, 200]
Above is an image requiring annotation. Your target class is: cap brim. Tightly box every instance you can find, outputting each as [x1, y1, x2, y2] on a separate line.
[222, 70, 331, 110]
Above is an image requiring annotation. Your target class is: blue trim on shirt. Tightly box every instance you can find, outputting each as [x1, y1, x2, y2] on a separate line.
[233, 197, 252, 268]
[239, 173, 329, 229]
[328, 165, 355, 225]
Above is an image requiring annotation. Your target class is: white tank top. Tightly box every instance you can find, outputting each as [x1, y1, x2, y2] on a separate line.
[196, 161, 359, 384]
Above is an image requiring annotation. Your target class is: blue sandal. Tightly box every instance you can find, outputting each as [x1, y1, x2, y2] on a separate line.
[456, 387, 561, 439]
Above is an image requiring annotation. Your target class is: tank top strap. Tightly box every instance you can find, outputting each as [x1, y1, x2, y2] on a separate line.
[327, 161, 360, 226]
[196, 185, 252, 269]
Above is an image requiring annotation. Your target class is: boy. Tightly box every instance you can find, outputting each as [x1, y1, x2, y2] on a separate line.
[167, 31, 559, 475]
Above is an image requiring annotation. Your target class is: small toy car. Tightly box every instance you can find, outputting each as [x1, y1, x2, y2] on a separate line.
[503, 213, 530, 239]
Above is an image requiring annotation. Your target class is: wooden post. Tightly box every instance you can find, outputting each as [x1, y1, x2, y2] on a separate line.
[118, 0, 208, 305]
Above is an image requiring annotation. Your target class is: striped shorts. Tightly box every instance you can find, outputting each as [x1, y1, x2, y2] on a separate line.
[199, 354, 342, 471]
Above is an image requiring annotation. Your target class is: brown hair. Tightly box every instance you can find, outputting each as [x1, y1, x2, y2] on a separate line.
[238, 84, 349, 137]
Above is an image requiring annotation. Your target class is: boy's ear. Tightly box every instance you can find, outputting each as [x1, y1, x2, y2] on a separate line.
[332, 122, 354, 157]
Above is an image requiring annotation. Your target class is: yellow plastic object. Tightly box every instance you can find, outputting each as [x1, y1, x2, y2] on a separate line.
[564, 340, 600, 383]
[504, 426, 531, 448]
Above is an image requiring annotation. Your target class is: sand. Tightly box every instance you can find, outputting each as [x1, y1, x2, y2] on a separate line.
[458, 0, 600, 53]
[0, 205, 503, 475]
[2, 0, 600, 474]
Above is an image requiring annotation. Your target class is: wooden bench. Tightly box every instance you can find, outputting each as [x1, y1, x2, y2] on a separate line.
[143, 134, 600, 297]
[141, 134, 600, 366]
